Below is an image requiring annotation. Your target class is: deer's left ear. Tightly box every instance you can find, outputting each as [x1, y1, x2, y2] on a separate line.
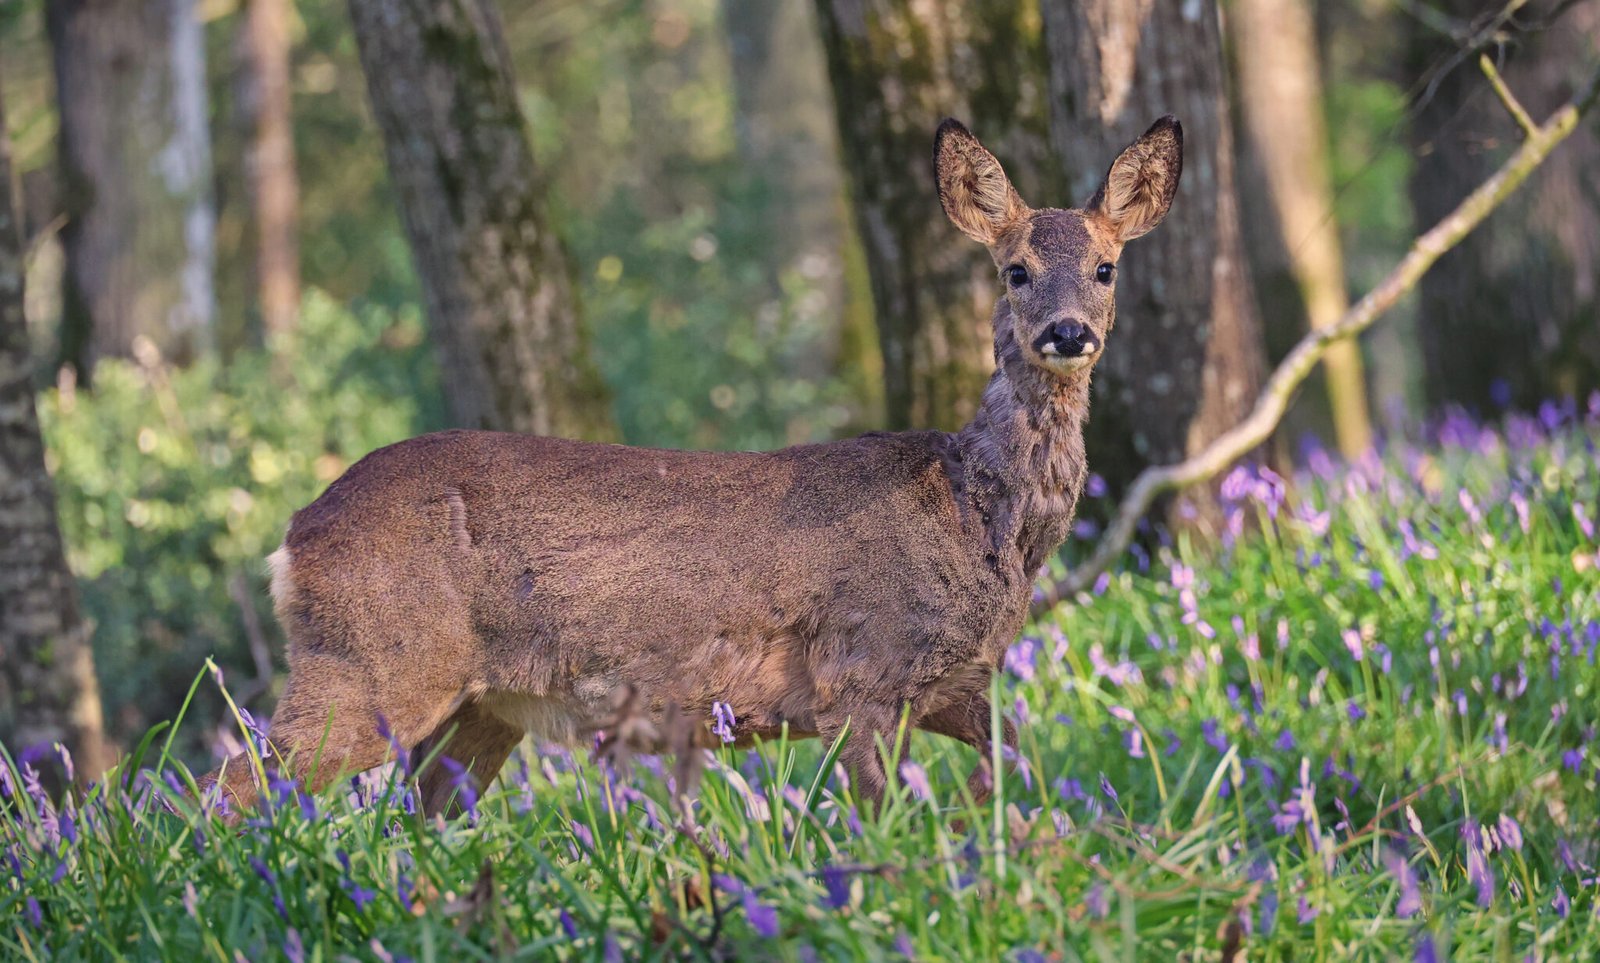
[934, 119, 1029, 244]
[1091, 115, 1182, 242]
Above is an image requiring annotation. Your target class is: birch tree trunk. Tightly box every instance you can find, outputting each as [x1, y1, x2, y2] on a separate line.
[1041, 0, 1267, 522]
[347, 0, 614, 439]
[1232, 0, 1373, 458]
[813, 0, 1055, 431]
[0, 81, 110, 784]
[238, 0, 302, 339]
[47, 0, 216, 372]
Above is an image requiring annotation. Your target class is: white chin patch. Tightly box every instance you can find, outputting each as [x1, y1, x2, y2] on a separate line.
[1043, 353, 1095, 372]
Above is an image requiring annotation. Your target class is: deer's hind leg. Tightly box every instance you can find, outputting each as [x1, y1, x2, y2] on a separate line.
[412, 699, 524, 817]
[199, 650, 470, 819]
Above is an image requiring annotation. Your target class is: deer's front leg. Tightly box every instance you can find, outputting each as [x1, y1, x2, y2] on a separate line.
[820, 704, 902, 817]
[916, 691, 1018, 805]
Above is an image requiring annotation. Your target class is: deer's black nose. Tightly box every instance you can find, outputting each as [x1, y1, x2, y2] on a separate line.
[1048, 319, 1099, 357]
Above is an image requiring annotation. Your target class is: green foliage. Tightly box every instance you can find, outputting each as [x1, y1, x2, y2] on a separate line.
[577, 177, 864, 450]
[38, 291, 445, 750]
[6, 409, 1598, 959]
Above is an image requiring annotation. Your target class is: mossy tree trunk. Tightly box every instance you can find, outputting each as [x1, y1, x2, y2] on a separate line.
[347, 0, 614, 439]
[0, 81, 111, 786]
[813, 0, 1056, 431]
[47, 0, 216, 373]
[1407, 0, 1600, 412]
[1041, 0, 1267, 524]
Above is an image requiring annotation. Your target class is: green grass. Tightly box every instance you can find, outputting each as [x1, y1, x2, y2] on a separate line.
[5, 401, 1600, 961]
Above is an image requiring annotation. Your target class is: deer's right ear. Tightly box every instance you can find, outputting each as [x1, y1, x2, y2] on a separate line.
[934, 119, 1028, 245]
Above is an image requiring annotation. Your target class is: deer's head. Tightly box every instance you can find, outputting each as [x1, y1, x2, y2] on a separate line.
[934, 117, 1182, 378]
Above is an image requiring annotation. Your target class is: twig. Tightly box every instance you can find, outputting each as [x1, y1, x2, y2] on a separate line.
[1030, 56, 1600, 617]
[229, 571, 274, 693]
[1478, 54, 1536, 137]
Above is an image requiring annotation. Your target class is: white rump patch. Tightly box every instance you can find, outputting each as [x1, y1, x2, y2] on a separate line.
[266, 543, 294, 611]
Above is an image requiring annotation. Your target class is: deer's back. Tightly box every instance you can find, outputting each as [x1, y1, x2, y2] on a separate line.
[276, 430, 1022, 735]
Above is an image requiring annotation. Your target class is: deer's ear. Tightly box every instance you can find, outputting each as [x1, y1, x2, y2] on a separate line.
[1091, 115, 1182, 242]
[934, 119, 1028, 245]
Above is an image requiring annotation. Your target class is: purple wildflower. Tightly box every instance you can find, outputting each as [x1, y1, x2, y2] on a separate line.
[438, 757, 478, 817]
[285, 928, 305, 963]
[821, 866, 852, 909]
[1462, 821, 1494, 907]
[742, 889, 779, 938]
[1004, 636, 1041, 681]
[25, 895, 42, 928]
[1085, 882, 1109, 918]
[1415, 935, 1439, 963]
[1297, 895, 1318, 924]
[53, 743, 74, 784]
[898, 761, 932, 801]
[1497, 814, 1523, 852]
[1386, 850, 1422, 918]
[560, 908, 580, 939]
[711, 702, 737, 744]
[1576, 503, 1596, 541]
[1342, 628, 1365, 662]
[1554, 885, 1571, 918]
[1098, 773, 1118, 804]
[374, 712, 412, 774]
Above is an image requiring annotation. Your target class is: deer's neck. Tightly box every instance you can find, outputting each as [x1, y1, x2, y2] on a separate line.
[954, 340, 1091, 579]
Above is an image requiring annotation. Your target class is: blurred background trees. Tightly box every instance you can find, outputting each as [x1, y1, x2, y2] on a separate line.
[0, 0, 1594, 765]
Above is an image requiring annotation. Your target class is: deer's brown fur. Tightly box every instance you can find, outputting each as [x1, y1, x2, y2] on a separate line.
[199, 116, 1182, 817]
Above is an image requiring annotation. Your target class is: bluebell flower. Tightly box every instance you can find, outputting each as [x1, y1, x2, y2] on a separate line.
[711, 702, 737, 744]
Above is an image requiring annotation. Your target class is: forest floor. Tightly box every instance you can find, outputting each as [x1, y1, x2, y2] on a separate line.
[4, 399, 1600, 961]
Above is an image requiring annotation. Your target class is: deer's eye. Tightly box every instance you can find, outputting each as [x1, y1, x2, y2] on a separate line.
[1095, 262, 1115, 285]
[1005, 265, 1030, 287]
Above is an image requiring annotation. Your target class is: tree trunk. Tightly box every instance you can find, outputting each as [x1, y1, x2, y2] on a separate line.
[1232, 0, 1373, 458]
[813, 0, 1056, 431]
[0, 80, 111, 786]
[346, 0, 614, 439]
[1408, 0, 1600, 412]
[1041, 0, 1267, 521]
[47, 0, 216, 372]
[238, 0, 302, 339]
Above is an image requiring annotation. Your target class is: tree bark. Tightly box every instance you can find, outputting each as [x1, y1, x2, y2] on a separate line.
[1408, 0, 1600, 412]
[47, 0, 216, 372]
[1041, 0, 1267, 521]
[0, 80, 111, 784]
[813, 0, 1056, 431]
[1232, 0, 1373, 458]
[347, 0, 614, 439]
[238, 0, 302, 339]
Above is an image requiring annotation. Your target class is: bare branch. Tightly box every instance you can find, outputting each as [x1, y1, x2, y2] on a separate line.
[1479, 54, 1537, 137]
[1031, 57, 1600, 617]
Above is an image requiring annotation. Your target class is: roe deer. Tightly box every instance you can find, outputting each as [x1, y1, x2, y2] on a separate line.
[200, 116, 1182, 818]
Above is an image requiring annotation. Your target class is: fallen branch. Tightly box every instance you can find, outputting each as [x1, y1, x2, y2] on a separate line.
[1031, 57, 1600, 617]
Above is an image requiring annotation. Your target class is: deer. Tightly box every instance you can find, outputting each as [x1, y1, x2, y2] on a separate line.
[198, 115, 1182, 820]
